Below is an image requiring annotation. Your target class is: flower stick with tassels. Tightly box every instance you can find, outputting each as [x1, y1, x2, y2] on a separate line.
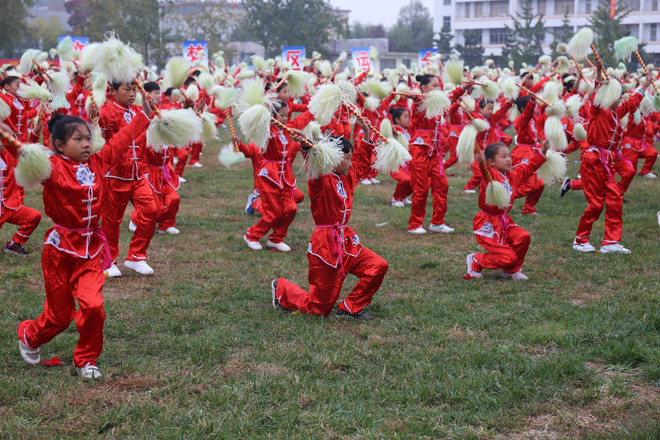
[590, 44, 609, 81]
[0, 128, 51, 189]
[218, 108, 246, 168]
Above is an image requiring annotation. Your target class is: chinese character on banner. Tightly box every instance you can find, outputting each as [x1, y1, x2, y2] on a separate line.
[418, 48, 438, 68]
[183, 40, 209, 67]
[352, 47, 372, 72]
[282, 46, 306, 71]
[58, 36, 90, 56]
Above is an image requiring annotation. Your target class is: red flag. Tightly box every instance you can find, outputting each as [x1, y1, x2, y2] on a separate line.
[609, 0, 616, 18]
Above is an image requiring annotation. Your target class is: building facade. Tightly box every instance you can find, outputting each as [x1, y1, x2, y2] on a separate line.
[433, 0, 660, 62]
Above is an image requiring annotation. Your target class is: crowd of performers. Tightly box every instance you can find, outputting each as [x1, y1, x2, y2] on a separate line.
[1, 34, 658, 378]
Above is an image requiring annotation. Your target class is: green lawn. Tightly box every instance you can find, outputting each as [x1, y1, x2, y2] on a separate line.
[1, 129, 658, 439]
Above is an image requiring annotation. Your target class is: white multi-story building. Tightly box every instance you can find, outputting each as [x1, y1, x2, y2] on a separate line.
[433, 0, 660, 62]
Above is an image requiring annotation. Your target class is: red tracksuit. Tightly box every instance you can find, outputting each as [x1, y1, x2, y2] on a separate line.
[130, 145, 180, 232]
[511, 98, 545, 214]
[575, 88, 644, 246]
[66, 74, 89, 118]
[471, 153, 547, 273]
[275, 133, 388, 315]
[390, 126, 413, 201]
[621, 113, 657, 179]
[0, 141, 42, 246]
[245, 111, 314, 244]
[407, 87, 465, 230]
[1, 92, 38, 141]
[17, 112, 151, 368]
[444, 99, 470, 170]
[98, 99, 157, 263]
[464, 100, 514, 191]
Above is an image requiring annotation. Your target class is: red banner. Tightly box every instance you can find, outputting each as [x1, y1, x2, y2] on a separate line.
[610, 0, 616, 18]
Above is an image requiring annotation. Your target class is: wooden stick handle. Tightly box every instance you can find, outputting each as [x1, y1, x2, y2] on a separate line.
[343, 101, 388, 143]
[274, 75, 287, 91]
[31, 58, 52, 80]
[133, 79, 162, 118]
[590, 44, 609, 81]
[457, 99, 475, 121]
[515, 83, 550, 106]
[635, 50, 659, 93]
[270, 117, 315, 149]
[224, 108, 240, 152]
[571, 55, 586, 81]
[392, 91, 425, 98]
[0, 128, 22, 148]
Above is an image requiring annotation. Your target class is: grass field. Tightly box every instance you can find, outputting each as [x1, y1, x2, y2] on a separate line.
[0, 127, 658, 439]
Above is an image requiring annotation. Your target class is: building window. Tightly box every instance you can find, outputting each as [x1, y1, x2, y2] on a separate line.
[402, 59, 411, 68]
[554, 0, 574, 14]
[474, 2, 485, 18]
[652, 24, 658, 42]
[624, 24, 639, 38]
[585, 0, 592, 13]
[380, 59, 396, 70]
[537, 0, 546, 14]
[489, 28, 509, 44]
[491, 1, 508, 17]
[444, 0, 451, 5]
[652, 0, 659, 11]
[443, 16, 451, 28]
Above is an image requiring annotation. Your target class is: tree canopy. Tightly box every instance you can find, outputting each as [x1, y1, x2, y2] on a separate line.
[387, 0, 434, 52]
[0, 0, 36, 57]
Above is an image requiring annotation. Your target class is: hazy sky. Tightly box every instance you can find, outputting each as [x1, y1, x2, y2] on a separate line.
[328, 0, 435, 27]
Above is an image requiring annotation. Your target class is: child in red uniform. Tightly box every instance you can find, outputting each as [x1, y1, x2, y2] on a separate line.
[573, 63, 651, 254]
[16, 96, 154, 378]
[97, 81, 158, 276]
[272, 121, 388, 319]
[389, 107, 413, 207]
[243, 101, 313, 251]
[465, 141, 548, 281]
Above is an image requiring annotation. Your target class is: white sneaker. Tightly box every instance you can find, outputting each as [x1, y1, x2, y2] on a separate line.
[129, 221, 137, 232]
[369, 177, 380, 184]
[104, 263, 122, 278]
[403, 197, 412, 205]
[391, 198, 405, 207]
[19, 340, 40, 365]
[466, 253, 482, 278]
[266, 240, 291, 252]
[641, 172, 657, 178]
[173, 157, 179, 165]
[464, 189, 476, 194]
[600, 243, 631, 254]
[408, 227, 427, 234]
[360, 179, 371, 185]
[158, 227, 180, 234]
[429, 223, 454, 234]
[190, 162, 203, 168]
[501, 270, 528, 280]
[244, 235, 262, 250]
[576, 173, 581, 179]
[124, 260, 155, 275]
[76, 363, 101, 379]
[178, 176, 187, 183]
[657, 211, 660, 227]
[572, 241, 596, 252]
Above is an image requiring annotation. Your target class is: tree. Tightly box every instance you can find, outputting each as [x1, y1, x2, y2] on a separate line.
[434, 24, 453, 58]
[0, 0, 35, 57]
[240, 0, 348, 58]
[549, 8, 573, 59]
[27, 16, 67, 51]
[367, 25, 387, 39]
[454, 29, 484, 67]
[503, 0, 546, 67]
[588, 0, 633, 68]
[387, 0, 433, 52]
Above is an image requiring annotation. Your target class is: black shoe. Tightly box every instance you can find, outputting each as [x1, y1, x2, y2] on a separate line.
[5, 242, 29, 255]
[623, 198, 629, 204]
[560, 178, 571, 197]
[271, 279, 291, 311]
[336, 309, 375, 320]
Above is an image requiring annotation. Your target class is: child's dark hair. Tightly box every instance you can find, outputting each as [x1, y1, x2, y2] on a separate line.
[143, 81, 160, 93]
[389, 107, 408, 124]
[478, 99, 494, 109]
[520, 72, 531, 80]
[183, 77, 196, 87]
[47, 113, 91, 154]
[110, 81, 129, 91]
[333, 136, 353, 154]
[1, 76, 20, 88]
[271, 99, 288, 116]
[415, 74, 436, 87]
[515, 95, 531, 113]
[164, 87, 175, 97]
[484, 142, 507, 161]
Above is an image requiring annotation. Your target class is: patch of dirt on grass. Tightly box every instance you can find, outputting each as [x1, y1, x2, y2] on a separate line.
[445, 324, 477, 341]
[518, 343, 561, 358]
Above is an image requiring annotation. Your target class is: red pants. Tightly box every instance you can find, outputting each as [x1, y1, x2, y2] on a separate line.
[18, 245, 105, 367]
[102, 178, 157, 262]
[0, 205, 41, 245]
[292, 186, 304, 204]
[575, 151, 622, 246]
[408, 147, 448, 229]
[570, 154, 635, 195]
[464, 160, 482, 190]
[131, 184, 180, 231]
[189, 142, 203, 165]
[246, 180, 296, 243]
[443, 136, 459, 170]
[473, 225, 530, 273]
[175, 147, 189, 177]
[622, 146, 657, 177]
[514, 173, 544, 214]
[276, 247, 388, 315]
[391, 166, 413, 201]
